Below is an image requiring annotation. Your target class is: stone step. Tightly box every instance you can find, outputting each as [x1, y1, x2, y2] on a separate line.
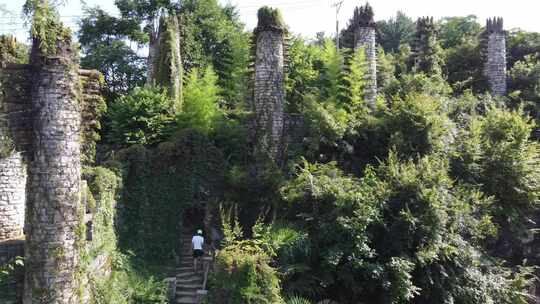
[176, 278, 202, 285]
[177, 283, 202, 288]
[176, 273, 203, 279]
[176, 283, 202, 290]
[176, 290, 198, 297]
[176, 296, 198, 304]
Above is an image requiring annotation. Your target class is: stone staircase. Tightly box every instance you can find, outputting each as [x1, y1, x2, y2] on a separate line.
[174, 233, 211, 304]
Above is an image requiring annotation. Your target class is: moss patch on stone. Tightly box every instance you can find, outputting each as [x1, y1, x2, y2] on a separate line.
[256, 6, 286, 32]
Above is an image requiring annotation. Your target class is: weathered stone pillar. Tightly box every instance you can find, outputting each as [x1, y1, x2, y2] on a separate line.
[148, 14, 183, 113]
[352, 4, 377, 107]
[23, 21, 82, 304]
[253, 7, 286, 162]
[412, 17, 443, 76]
[483, 17, 507, 96]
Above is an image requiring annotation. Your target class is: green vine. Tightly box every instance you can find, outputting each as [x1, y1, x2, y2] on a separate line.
[24, 0, 71, 56]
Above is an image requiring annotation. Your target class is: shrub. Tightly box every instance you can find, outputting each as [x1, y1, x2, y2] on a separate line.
[108, 87, 175, 146]
[208, 210, 284, 304]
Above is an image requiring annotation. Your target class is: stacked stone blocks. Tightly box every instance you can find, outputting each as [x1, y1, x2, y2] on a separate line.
[253, 12, 286, 163]
[22, 38, 82, 303]
[483, 17, 507, 96]
[352, 4, 377, 108]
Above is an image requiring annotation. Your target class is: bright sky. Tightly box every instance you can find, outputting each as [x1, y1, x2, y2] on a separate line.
[1, 0, 540, 43]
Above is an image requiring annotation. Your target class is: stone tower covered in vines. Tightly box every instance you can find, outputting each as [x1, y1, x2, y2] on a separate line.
[352, 4, 377, 107]
[483, 17, 507, 96]
[412, 17, 443, 75]
[23, 4, 83, 303]
[147, 13, 183, 113]
[252, 7, 286, 162]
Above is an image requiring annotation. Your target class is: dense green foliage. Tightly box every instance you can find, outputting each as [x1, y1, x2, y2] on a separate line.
[63, 1, 540, 303]
[108, 87, 175, 146]
[208, 214, 284, 304]
[0, 35, 28, 65]
[178, 67, 222, 134]
[117, 130, 225, 260]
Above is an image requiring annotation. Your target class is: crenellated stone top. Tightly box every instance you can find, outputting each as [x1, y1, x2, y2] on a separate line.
[486, 17, 504, 34]
[416, 17, 437, 34]
[352, 3, 375, 28]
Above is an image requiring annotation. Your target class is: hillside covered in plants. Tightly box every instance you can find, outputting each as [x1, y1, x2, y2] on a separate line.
[1, 0, 540, 303]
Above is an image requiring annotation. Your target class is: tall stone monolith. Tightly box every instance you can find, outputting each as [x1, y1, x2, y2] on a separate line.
[483, 17, 507, 96]
[23, 7, 83, 303]
[412, 17, 443, 76]
[352, 4, 377, 107]
[252, 7, 286, 163]
[147, 13, 183, 113]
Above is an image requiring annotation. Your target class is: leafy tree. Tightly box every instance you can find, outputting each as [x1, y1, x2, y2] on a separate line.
[444, 36, 484, 93]
[386, 94, 453, 158]
[377, 47, 397, 94]
[177, 66, 222, 134]
[320, 40, 345, 104]
[343, 47, 368, 113]
[179, 0, 250, 106]
[438, 15, 482, 49]
[107, 87, 175, 146]
[376, 11, 415, 53]
[286, 36, 324, 113]
[508, 55, 540, 107]
[452, 106, 540, 262]
[78, 7, 147, 97]
[280, 156, 533, 304]
[0, 35, 28, 65]
[507, 30, 540, 67]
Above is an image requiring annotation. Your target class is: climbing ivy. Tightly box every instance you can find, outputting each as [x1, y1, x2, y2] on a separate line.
[117, 129, 225, 260]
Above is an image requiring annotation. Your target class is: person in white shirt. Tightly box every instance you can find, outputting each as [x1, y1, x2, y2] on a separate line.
[192, 229, 204, 272]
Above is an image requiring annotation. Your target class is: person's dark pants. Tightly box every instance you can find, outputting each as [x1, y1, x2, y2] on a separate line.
[193, 249, 204, 258]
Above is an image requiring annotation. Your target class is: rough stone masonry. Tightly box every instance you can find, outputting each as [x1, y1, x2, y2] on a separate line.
[352, 4, 377, 108]
[483, 17, 507, 96]
[0, 153, 26, 240]
[23, 35, 82, 303]
[253, 9, 286, 162]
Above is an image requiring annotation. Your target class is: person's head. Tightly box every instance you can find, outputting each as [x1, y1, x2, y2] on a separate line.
[197, 229, 203, 235]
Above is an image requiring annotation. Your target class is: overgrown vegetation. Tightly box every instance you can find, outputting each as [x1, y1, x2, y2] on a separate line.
[4, 0, 540, 303]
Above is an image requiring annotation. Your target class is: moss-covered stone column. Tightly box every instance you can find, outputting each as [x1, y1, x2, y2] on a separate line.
[23, 3, 83, 302]
[253, 7, 286, 162]
[483, 17, 507, 96]
[352, 4, 377, 107]
[411, 17, 443, 76]
[147, 14, 183, 113]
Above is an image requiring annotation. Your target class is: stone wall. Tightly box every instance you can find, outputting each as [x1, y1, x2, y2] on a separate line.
[253, 28, 285, 162]
[352, 4, 377, 108]
[0, 66, 102, 246]
[0, 64, 32, 244]
[483, 17, 507, 96]
[23, 37, 82, 303]
[0, 153, 26, 240]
